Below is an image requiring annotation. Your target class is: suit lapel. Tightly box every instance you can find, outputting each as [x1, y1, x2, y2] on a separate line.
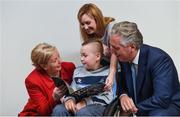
[137, 45, 148, 96]
[39, 71, 54, 89]
[124, 63, 134, 98]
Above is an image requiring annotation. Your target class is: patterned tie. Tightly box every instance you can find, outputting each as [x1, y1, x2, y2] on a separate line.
[131, 63, 137, 104]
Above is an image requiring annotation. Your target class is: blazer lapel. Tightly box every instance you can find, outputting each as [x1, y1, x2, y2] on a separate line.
[137, 45, 148, 96]
[40, 72, 54, 89]
[124, 63, 134, 98]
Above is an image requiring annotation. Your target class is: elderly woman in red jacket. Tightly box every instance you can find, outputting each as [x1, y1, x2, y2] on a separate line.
[18, 43, 75, 116]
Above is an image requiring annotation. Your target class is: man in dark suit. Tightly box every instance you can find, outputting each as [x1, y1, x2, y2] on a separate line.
[109, 21, 180, 116]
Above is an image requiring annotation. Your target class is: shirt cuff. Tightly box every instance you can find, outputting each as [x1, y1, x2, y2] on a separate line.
[63, 96, 76, 103]
[119, 93, 127, 99]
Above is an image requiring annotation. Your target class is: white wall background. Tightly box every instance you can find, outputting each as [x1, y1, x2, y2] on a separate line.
[0, 0, 179, 115]
[178, 1, 180, 70]
[0, 0, 2, 115]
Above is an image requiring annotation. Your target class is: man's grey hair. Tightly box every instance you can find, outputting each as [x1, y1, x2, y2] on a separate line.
[111, 21, 143, 49]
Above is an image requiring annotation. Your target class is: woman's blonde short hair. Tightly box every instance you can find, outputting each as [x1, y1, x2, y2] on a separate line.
[31, 43, 56, 69]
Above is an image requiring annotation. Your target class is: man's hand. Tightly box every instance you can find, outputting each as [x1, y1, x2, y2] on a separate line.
[119, 95, 138, 113]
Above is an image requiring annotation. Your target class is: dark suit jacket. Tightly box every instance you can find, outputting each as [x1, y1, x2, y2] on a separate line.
[119, 44, 180, 115]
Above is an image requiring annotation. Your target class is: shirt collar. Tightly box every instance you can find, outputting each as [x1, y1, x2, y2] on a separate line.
[132, 49, 140, 65]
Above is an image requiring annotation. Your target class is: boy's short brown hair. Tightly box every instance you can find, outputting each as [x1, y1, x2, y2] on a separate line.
[82, 39, 104, 57]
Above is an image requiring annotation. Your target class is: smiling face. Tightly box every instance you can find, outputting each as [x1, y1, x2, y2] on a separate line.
[44, 49, 62, 77]
[80, 14, 97, 35]
[110, 35, 134, 62]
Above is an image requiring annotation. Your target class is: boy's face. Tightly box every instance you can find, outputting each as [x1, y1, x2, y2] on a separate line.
[80, 44, 100, 71]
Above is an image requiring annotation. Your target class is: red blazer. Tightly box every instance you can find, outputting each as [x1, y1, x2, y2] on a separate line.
[18, 62, 75, 116]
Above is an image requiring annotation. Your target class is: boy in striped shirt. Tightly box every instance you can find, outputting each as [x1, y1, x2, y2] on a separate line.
[52, 39, 115, 116]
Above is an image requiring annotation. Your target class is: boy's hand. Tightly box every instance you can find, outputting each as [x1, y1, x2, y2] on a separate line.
[76, 100, 86, 111]
[64, 99, 76, 113]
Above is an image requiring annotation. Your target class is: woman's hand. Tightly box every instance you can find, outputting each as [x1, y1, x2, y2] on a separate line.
[52, 85, 68, 101]
[103, 44, 111, 58]
[103, 48, 117, 91]
[104, 76, 113, 91]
